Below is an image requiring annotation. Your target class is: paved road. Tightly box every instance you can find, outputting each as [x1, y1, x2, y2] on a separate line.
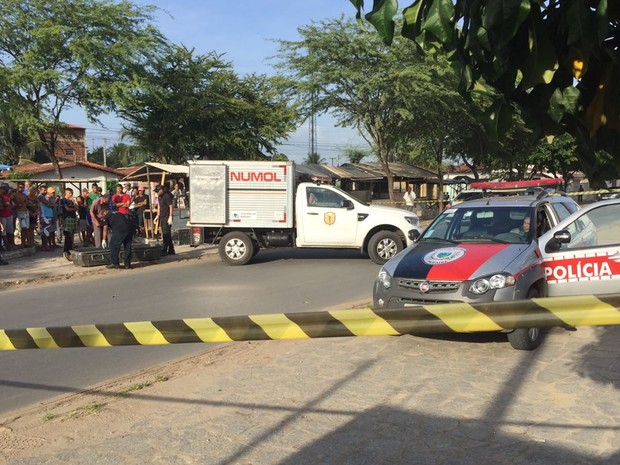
[0, 248, 379, 413]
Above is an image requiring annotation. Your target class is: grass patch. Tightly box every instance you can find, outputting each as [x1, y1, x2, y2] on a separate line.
[43, 413, 58, 422]
[115, 376, 169, 398]
[69, 402, 107, 418]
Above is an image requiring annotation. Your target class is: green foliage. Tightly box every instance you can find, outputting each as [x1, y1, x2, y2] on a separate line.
[342, 146, 370, 164]
[87, 143, 145, 168]
[276, 17, 452, 199]
[529, 134, 581, 185]
[119, 45, 299, 163]
[352, 1, 620, 184]
[0, 0, 166, 177]
[7, 170, 31, 180]
[303, 152, 325, 164]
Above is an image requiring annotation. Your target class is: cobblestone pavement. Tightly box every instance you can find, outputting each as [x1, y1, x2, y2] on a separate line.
[0, 324, 618, 464]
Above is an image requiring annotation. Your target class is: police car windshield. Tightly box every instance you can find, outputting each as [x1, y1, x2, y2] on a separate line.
[422, 206, 532, 243]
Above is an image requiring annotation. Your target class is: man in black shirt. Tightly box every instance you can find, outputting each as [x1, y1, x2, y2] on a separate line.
[155, 184, 175, 256]
[98, 204, 133, 269]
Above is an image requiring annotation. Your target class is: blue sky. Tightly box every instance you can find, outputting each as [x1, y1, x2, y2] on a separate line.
[68, 0, 367, 165]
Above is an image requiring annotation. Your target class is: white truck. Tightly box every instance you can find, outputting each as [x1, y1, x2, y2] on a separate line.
[188, 160, 420, 265]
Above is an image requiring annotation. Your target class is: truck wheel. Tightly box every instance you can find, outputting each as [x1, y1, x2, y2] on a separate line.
[219, 232, 255, 266]
[368, 231, 403, 265]
[507, 288, 543, 350]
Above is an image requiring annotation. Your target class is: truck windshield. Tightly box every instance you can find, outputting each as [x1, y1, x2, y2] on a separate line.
[422, 206, 532, 244]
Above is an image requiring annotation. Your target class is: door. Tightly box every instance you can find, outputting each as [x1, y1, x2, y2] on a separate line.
[540, 201, 620, 297]
[298, 186, 359, 246]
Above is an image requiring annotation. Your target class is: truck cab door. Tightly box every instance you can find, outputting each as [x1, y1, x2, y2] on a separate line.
[297, 185, 359, 246]
[540, 201, 620, 297]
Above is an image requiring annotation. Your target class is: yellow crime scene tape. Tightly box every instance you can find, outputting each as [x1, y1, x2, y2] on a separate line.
[565, 189, 620, 196]
[1, 294, 620, 350]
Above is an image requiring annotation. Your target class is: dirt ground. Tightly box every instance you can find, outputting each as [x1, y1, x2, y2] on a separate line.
[0, 341, 251, 463]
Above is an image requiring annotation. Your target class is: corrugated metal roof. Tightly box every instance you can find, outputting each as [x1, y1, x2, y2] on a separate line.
[353, 162, 437, 179]
[295, 164, 332, 182]
[323, 164, 383, 180]
[122, 162, 189, 181]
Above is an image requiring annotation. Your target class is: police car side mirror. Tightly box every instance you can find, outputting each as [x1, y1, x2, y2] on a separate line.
[342, 199, 354, 210]
[545, 230, 571, 252]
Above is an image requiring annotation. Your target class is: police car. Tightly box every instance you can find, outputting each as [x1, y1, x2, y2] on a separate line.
[373, 188, 620, 350]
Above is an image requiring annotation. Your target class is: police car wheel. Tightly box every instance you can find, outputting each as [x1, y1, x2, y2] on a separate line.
[219, 232, 255, 266]
[507, 288, 543, 350]
[368, 231, 403, 265]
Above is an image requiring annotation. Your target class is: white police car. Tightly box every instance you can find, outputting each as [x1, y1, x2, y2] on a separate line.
[374, 192, 620, 350]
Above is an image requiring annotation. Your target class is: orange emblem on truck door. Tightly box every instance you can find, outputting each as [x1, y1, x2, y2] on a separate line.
[324, 212, 336, 225]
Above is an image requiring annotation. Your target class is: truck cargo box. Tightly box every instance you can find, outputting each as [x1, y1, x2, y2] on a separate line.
[188, 160, 294, 229]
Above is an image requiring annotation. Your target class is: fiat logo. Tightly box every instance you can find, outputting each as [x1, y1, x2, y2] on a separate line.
[419, 281, 431, 293]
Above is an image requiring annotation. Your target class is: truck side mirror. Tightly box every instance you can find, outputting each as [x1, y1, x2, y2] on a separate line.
[342, 199, 354, 210]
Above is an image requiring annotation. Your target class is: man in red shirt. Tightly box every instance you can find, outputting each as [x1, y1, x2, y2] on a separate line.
[0, 183, 14, 251]
[112, 184, 131, 217]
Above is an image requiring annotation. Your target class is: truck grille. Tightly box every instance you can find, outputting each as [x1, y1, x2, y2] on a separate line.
[397, 279, 461, 293]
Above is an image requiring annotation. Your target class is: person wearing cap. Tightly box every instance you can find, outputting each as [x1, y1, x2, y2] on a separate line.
[46, 186, 60, 248]
[97, 203, 133, 269]
[90, 191, 110, 248]
[0, 182, 13, 251]
[155, 184, 175, 255]
[133, 186, 149, 237]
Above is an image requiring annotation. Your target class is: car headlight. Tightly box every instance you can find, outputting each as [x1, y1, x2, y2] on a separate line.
[469, 273, 516, 295]
[405, 216, 420, 227]
[377, 269, 392, 289]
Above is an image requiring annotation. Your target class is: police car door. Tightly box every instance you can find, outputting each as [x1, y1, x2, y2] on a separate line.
[298, 185, 358, 245]
[539, 201, 620, 297]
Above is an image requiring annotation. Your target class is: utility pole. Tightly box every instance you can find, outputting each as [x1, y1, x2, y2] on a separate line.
[308, 91, 317, 158]
[103, 138, 107, 167]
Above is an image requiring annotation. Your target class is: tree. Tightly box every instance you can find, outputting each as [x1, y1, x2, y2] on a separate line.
[395, 54, 481, 205]
[0, 113, 40, 166]
[0, 0, 166, 178]
[303, 152, 325, 164]
[342, 146, 370, 164]
[529, 134, 586, 189]
[119, 45, 299, 163]
[276, 17, 433, 201]
[352, 1, 620, 186]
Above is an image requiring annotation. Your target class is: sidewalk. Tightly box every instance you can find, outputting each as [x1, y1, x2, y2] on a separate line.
[0, 240, 217, 289]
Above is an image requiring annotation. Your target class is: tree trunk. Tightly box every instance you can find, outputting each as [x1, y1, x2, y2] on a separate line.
[40, 130, 63, 179]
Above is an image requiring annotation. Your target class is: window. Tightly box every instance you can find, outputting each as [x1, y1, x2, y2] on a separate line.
[561, 204, 620, 250]
[64, 148, 75, 156]
[552, 202, 573, 222]
[306, 187, 346, 208]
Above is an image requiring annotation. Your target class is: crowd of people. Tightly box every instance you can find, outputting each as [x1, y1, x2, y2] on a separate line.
[0, 179, 186, 267]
